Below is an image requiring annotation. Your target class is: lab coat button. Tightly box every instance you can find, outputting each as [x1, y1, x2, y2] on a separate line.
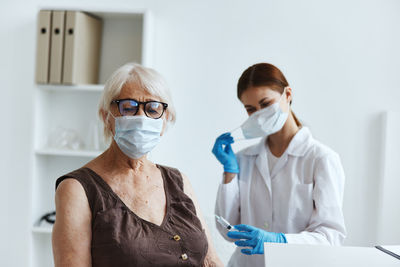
[181, 253, 188, 260]
[264, 222, 269, 229]
[173, 235, 181, 241]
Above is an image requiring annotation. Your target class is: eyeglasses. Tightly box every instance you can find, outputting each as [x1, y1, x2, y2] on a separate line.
[111, 99, 168, 119]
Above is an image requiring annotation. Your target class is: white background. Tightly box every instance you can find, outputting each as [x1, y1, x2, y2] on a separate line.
[1, 0, 400, 266]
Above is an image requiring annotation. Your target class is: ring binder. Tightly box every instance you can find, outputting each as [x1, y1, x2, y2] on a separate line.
[49, 11, 66, 84]
[63, 11, 102, 85]
[35, 10, 52, 84]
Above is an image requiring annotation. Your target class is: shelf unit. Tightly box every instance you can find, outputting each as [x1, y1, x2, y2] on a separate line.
[30, 6, 153, 267]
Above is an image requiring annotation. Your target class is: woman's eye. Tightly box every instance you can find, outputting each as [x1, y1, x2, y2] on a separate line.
[147, 109, 158, 114]
[123, 107, 136, 112]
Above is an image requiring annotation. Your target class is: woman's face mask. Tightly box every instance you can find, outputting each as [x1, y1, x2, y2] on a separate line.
[239, 88, 290, 139]
[110, 113, 163, 159]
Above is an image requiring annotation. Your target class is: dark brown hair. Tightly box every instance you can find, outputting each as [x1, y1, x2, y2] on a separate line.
[237, 63, 301, 126]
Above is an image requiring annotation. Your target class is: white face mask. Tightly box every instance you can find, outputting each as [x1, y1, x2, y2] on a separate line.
[240, 90, 289, 139]
[111, 114, 163, 159]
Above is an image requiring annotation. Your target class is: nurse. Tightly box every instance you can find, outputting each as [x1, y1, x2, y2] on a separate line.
[213, 63, 346, 267]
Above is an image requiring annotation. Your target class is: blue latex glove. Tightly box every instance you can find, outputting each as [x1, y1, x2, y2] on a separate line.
[212, 133, 239, 173]
[227, 224, 287, 255]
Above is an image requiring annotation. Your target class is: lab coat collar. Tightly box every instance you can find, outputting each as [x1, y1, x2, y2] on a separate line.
[285, 127, 313, 157]
[243, 127, 312, 157]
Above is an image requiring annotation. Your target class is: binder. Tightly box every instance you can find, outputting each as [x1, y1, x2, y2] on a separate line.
[63, 11, 102, 85]
[35, 10, 52, 84]
[49, 11, 66, 84]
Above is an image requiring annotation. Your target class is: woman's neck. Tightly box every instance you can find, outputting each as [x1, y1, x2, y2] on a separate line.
[267, 112, 300, 157]
[98, 141, 152, 174]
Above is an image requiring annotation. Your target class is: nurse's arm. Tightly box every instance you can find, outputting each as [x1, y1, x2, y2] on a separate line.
[285, 153, 346, 245]
[52, 179, 92, 267]
[182, 173, 224, 267]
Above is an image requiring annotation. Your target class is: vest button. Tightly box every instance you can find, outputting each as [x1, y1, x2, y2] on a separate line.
[181, 253, 188, 260]
[173, 235, 181, 241]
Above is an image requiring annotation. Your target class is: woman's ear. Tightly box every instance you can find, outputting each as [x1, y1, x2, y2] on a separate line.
[285, 87, 293, 104]
[101, 109, 114, 136]
[100, 109, 107, 123]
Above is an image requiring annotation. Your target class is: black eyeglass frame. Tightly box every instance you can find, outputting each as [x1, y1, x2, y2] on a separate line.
[111, 99, 168, 119]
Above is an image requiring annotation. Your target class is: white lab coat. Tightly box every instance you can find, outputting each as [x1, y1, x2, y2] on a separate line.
[215, 127, 346, 267]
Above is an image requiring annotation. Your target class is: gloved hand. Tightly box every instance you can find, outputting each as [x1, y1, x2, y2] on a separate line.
[227, 224, 287, 255]
[212, 133, 239, 173]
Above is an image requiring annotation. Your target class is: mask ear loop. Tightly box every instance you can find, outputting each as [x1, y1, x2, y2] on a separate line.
[282, 86, 291, 111]
[108, 111, 116, 119]
[280, 86, 288, 101]
[107, 111, 117, 136]
[229, 125, 247, 142]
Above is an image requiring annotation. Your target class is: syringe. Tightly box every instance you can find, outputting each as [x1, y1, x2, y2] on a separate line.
[215, 215, 234, 231]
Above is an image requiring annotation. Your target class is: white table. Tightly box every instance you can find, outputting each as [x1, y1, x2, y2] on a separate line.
[264, 243, 400, 267]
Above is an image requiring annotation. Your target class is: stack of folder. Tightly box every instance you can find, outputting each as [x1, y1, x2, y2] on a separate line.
[35, 10, 103, 85]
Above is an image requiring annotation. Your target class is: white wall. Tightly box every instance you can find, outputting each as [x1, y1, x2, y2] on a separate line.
[1, 0, 400, 266]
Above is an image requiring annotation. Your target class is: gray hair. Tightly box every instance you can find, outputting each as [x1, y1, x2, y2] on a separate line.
[98, 63, 176, 142]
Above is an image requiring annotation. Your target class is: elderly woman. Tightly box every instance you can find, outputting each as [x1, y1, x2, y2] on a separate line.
[52, 63, 222, 267]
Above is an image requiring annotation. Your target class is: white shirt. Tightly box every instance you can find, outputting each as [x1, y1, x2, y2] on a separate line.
[215, 127, 346, 267]
[267, 145, 279, 175]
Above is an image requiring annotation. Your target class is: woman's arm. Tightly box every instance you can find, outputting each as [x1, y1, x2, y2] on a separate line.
[52, 179, 92, 267]
[181, 173, 224, 267]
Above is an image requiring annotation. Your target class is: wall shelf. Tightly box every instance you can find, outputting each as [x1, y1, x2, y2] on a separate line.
[38, 84, 104, 92]
[35, 148, 103, 158]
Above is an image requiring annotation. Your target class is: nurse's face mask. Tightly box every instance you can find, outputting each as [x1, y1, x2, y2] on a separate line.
[239, 88, 290, 139]
[109, 99, 168, 159]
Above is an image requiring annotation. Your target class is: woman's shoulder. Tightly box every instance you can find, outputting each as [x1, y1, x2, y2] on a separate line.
[156, 164, 197, 196]
[55, 177, 87, 204]
[156, 163, 185, 188]
[156, 164, 181, 175]
[55, 167, 107, 212]
[54, 174, 91, 224]
[56, 167, 96, 191]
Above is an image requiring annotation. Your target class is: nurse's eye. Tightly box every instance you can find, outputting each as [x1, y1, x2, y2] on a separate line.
[260, 101, 271, 108]
[246, 107, 256, 114]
